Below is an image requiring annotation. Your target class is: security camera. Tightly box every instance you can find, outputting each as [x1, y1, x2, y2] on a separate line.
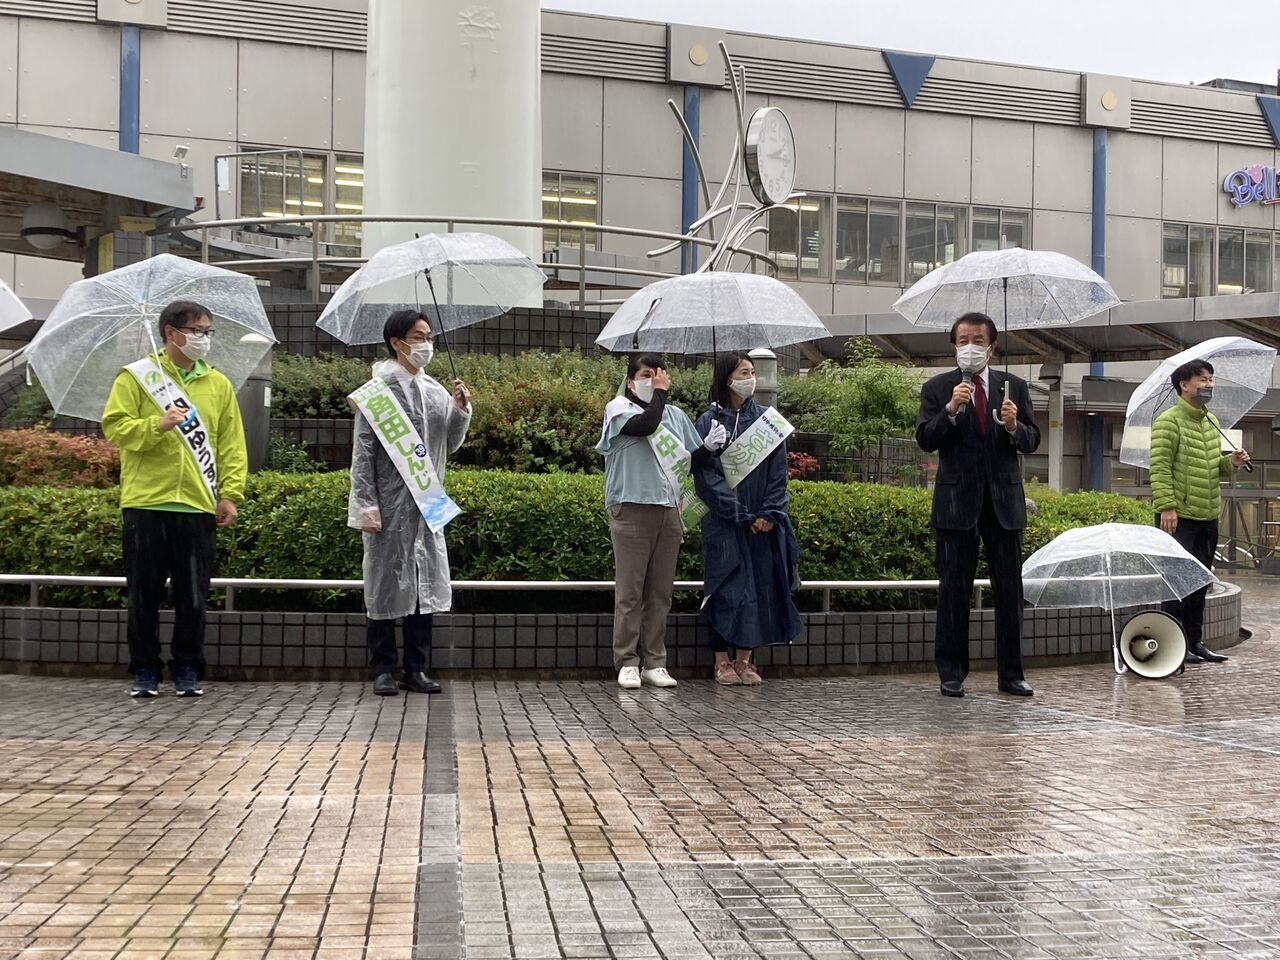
[1038, 361, 1062, 384]
[172, 144, 189, 161]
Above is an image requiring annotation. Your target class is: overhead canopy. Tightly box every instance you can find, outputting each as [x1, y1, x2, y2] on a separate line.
[0, 126, 195, 263]
[823, 292, 1280, 366]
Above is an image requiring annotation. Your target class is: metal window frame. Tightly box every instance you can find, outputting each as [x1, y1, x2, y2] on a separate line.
[542, 170, 603, 253]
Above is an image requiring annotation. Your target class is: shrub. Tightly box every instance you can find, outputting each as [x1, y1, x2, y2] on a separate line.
[0, 429, 119, 487]
[267, 434, 326, 473]
[0, 470, 1153, 612]
[0, 381, 55, 426]
[270, 353, 372, 418]
[787, 451, 820, 480]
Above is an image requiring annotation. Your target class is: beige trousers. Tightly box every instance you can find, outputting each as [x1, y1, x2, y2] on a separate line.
[607, 502, 683, 670]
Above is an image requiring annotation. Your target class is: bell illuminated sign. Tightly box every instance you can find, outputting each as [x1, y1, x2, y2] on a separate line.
[1224, 164, 1280, 206]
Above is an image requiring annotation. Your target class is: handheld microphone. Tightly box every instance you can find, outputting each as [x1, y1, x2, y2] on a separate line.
[957, 370, 972, 415]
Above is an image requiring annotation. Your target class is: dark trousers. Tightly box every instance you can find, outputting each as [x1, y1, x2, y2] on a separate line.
[123, 508, 216, 678]
[1159, 515, 1217, 646]
[367, 610, 433, 678]
[934, 489, 1026, 685]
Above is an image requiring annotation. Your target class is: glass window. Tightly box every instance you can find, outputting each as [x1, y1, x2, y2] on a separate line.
[1217, 227, 1245, 295]
[542, 172, 600, 253]
[937, 205, 968, 267]
[239, 150, 325, 220]
[798, 196, 831, 280]
[972, 207, 1001, 251]
[1189, 225, 1213, 298]
[1245, 230, 1272, 293]
[905, 202, 936, 285]
[332, 155, 364, 251]
[767, 204, 799, 279]
[1162, 223, 1188, 298]
[868, 200, 901, 284]
[835, 197, 867, 283]
[999, 209, 1029, 249]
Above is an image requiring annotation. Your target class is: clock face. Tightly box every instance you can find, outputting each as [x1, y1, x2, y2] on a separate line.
[746, 107, 796, 206]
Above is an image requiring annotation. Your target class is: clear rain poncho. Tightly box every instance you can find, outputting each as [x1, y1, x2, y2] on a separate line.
[348, 360, 471, 620]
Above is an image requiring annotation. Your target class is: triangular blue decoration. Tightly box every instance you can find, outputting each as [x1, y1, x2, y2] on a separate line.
[883, 51, 935, 108]
[1258, 96, 1280, 147]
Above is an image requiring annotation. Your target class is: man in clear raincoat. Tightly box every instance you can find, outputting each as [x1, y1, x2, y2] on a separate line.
[348, 309, 471, 696]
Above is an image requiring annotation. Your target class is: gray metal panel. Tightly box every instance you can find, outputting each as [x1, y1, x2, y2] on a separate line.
[332, 50, 364, 152]
[1105, 132, 1161, 218]
[832, 284, 901, 315]
[835, 104, 903, 197]
[138, 133, 234, 221]
[543, 29, 666, 84]
[237, 40, 333, 149]
[17, 122, 118, 150]
[602, 79, 683, 180]
[11, 253, 84, 302]
[769, 96, 835, 194]
[904, 113, 970, 203]
[1217, 145, 1277, 229]
[167, 0, 366, 52]
[97, 0, 168, 27]
[696, 87, 767, 198]
[1081, 74, 1131, 129]
[1110, 296, 1194, 326]
[17, 19, 118, 130]
[791, 280, 834, 316]
[1160, 138, 1218, 224]
[600, 174, 681, 261]
[1105, 216, 1162, 301]
[1032, 124, 1092, 213]
[1193, 291, 1280, 321]
[139, 30, 236, 141]
[667, 24, 724, 86]
[0, 17, 15, 124]
[971, 118, 1032, 207]
[0, 124, 195, 209]
[542, 74, 603, 174]
[1030, 210, 1091, 264]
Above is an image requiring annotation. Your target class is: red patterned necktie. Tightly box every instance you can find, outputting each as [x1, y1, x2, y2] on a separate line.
[973, 373, 987, 436]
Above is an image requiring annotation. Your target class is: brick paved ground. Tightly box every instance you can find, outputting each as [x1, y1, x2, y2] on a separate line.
[3, 582, 1280, 959]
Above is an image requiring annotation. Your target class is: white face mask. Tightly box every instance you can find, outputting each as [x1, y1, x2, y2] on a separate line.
[631, 378, 654, 403]
[730, 376, 756, 399]
[405, 341, 434, 369]
[955, 343, 989, 374]
[178, 332, 211, 360]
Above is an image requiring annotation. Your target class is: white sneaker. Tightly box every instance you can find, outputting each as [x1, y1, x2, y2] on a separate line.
[617, 666, 641, 689]
[641, 667, 678, 688]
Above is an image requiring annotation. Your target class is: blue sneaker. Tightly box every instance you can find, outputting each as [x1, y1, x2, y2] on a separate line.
[130, 669, 159, 698]
[174, 666, 203, 698]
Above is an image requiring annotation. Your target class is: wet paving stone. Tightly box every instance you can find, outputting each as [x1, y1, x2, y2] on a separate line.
[2, 579, 1280, 957]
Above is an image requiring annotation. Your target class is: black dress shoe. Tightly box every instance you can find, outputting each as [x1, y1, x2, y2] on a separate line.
[1188, 642, 1228, 663]
[940, 680, 965, 698]
[1184, 649, 1206, 664]
[399, 671, 442, 694]
[373, 672, 399, 696]
[998, 679, 1034, 697]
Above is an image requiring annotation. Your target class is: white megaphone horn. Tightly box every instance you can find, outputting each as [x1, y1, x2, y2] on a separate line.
[1117, 611, 1187, 679]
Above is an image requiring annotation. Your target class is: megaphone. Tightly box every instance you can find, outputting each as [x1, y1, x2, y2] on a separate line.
[1117, 610, 1187, 679]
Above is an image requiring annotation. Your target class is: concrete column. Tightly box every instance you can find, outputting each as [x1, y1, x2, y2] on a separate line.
[361, 0, 541, 266]
[1048, 379, 1064, 490]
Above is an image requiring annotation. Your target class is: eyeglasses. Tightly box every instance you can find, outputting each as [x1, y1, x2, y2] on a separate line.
[178, 327, 214, 337]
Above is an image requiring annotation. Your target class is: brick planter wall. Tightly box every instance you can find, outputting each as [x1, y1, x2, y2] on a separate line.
[0, 582, 1242, 681]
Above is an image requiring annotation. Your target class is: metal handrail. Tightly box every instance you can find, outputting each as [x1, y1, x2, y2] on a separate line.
[0, 573, 989, 613]
[152, 213, 778, 306]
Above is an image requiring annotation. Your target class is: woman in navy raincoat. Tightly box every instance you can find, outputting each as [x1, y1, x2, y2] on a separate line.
[693, 352, 802, 685]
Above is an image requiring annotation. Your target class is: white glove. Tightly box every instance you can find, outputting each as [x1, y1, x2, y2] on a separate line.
[703, 421, 728, 451]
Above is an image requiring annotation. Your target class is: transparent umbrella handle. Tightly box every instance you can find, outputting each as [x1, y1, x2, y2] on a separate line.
[1106, 552, 1127, 675]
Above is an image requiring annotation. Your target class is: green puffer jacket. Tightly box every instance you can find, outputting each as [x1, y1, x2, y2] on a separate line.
[1149, 397, 1232, 520]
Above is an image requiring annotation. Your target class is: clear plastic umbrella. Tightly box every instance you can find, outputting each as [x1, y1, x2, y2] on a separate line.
[1022, 522, 1215, 673]
[1119, 336, 1275, 469]
[594, 272, 830, 354]
[0, 277, 29, 334]
[316, 232, 547, 376]
[26, 254, 275, 422]
[893, 249, 1120, 329]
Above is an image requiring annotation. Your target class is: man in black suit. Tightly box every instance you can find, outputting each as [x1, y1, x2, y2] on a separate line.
[916, 312, 1040, 698]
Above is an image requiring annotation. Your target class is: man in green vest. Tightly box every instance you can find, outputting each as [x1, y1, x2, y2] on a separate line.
[103, 300, 248, 699]
[1149, 358, 1249, 664]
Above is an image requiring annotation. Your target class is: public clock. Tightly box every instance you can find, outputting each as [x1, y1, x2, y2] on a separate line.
[744, 106, 797, 206]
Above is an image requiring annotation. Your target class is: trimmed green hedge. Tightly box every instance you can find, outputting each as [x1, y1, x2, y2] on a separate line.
[0, 471, 1151, 611]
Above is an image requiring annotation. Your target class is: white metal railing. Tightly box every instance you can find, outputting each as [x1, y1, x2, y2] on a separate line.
[151, 214, 779, 307]
[0, 574, 990, 613]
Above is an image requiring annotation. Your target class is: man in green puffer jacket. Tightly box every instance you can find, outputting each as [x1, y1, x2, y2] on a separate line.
[1149, 357, 1250, 664]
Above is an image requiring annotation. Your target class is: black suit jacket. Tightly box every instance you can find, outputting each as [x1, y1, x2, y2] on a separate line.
[915, 367, 1040, 532]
